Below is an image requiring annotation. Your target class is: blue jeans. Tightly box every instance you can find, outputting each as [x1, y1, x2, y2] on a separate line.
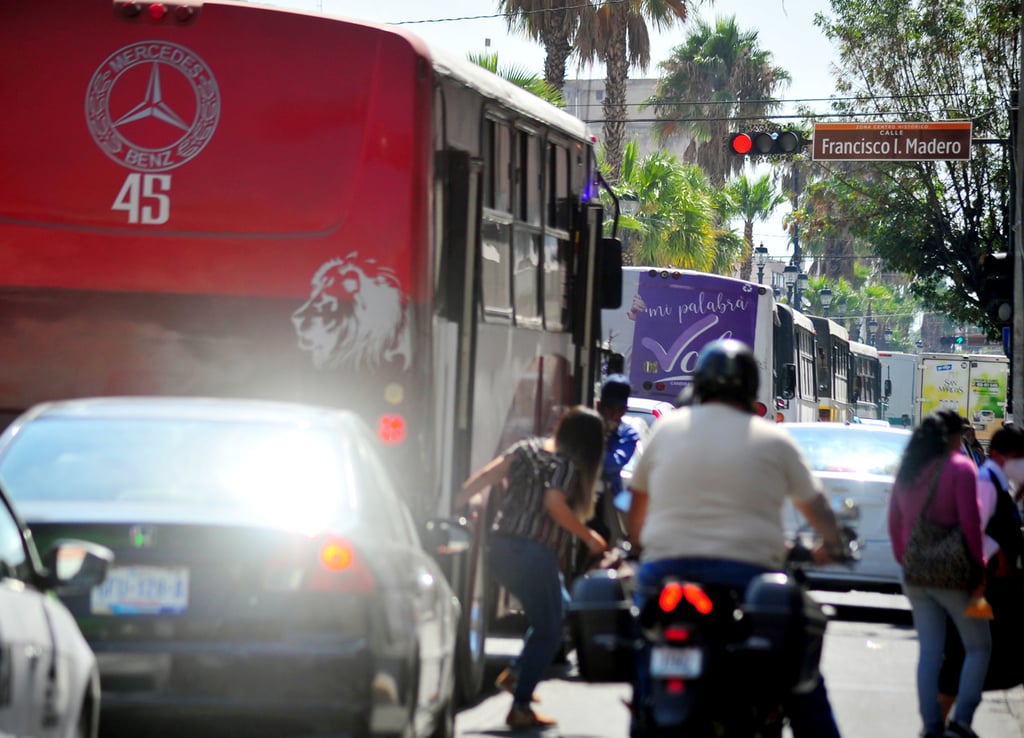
[904, 584, 992, 734]
[488, 535, 567, 709]
[633, 558, 841, 738]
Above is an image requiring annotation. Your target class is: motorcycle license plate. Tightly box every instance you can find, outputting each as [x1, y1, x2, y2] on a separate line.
[650, 646, 703, 678]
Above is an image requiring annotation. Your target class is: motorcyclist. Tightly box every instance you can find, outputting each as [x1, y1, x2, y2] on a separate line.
[625, 338, 847, 738]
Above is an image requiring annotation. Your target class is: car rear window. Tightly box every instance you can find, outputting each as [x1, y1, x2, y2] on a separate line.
[784, 426, 910, 476]
[0, 417, 358, 523]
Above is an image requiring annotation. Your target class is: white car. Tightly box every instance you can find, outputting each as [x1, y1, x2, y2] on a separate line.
[0, 485, 112, 737]
[624, 397, 675, 440]
[782, 422, 912, 593]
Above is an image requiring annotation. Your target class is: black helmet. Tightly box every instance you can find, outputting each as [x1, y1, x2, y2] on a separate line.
[692, 339, 759, 410]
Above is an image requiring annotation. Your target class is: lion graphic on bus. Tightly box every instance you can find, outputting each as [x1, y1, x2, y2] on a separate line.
[292, 254, 412, 371]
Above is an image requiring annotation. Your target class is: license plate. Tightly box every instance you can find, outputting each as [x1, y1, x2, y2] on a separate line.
[91, 566, 189, 615]
[650, 646, 703, 678]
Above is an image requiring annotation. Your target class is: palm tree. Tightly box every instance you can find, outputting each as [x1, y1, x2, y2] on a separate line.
[614, 140, 723, 271]
[576, 0, 689, 179]
[723, 173, 786, 282]
[467, 52, 565, 106]
[643, 15, 790, 185]
[500, 0, 580, 92]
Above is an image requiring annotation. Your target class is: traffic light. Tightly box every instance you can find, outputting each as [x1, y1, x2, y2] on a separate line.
[955, 335, 966, 346]
[729, 130, 805, 156]
[979, 251, 1014, 329]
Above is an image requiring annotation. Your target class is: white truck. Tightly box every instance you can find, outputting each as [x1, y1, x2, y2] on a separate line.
[878, 351, 919, 428]
[917, 352, 1010, 445]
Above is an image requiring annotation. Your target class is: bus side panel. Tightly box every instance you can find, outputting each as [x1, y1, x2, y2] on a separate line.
[879, 352, 918, 428]
[607, 268, 773, 406]
[967, 356, 1010, 445]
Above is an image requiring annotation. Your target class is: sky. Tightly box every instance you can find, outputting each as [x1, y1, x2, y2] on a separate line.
[263, 0, 839, 258]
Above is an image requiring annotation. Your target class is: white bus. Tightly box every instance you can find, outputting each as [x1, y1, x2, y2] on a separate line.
[774, 304, 819, 422]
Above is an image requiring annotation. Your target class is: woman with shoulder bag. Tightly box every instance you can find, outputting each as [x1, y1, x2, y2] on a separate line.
[889, 409, 990, 738]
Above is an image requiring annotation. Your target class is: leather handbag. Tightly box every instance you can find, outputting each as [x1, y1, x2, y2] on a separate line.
[901, 457, 977, 590]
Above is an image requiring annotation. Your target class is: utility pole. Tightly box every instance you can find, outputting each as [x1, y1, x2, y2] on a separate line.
[1014, 34, 1024, 422]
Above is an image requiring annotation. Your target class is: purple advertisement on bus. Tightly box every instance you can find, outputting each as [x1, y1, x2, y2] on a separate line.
[627, 271, 760, 402]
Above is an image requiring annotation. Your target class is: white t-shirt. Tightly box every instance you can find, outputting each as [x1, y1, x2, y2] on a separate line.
[630, 403, 822, 569]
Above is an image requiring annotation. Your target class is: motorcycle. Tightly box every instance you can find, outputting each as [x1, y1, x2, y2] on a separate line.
[569, 524, 861, 738]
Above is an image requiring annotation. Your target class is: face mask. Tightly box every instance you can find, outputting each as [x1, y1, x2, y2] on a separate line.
[1003, 458, 1024, 486]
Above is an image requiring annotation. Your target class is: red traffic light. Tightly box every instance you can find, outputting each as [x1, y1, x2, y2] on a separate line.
[730, 133, 753, 155]
[729, 130, 804, 156]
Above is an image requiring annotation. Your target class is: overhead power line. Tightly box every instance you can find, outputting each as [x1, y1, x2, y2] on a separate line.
[389, 0, 621, 25]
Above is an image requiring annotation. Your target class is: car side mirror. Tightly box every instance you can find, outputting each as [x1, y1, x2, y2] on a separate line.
[40, 540, 114, 595]
[422, 518, 473, 556]
[883, 378, 892, 398]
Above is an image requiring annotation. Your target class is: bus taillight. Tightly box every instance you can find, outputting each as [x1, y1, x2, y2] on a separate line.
[378, 414, 407, 446]
[754, 402, 768, 417]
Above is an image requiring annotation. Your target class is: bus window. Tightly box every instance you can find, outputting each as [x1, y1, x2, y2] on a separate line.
[513, 231, 542, 328]
[547, 143, 570, 230]
[482, 218, 513, 323]
[485, 120, 512, 213]
[542, 233, 569, 331]
[799, 328, 816, 399]
[517, 130, 541, 226]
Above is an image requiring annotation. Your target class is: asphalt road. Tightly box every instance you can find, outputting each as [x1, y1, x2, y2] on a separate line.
[456, 592, 1024, 738]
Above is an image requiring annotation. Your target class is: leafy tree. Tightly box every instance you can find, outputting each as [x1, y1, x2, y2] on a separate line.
[643, 15, 791, 185]
[467, 52, 565, 106]
[500, 0, 580, 92]
[811, 0, 1017, 336]
[722, 173, 787, 282]
[612, 140, 728, 271]
[575, 0, 689, 178]
[803, 270, 924, 352]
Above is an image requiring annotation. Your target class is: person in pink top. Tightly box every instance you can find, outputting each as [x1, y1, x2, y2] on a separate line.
[889, 409, 990, 738]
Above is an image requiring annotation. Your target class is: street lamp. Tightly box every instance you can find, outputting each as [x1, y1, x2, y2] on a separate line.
[783, 264, 799, 305]
[754, 243, 769, 284]
[796, 272, 809, 308]
[820, 287, 833, 317]
[883, 327, 893, 348]
[868, 318, 879, 346]
[620, 192, 640, 218]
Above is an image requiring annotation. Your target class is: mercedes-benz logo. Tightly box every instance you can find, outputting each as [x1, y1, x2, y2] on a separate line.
[85, 41, 220, 172]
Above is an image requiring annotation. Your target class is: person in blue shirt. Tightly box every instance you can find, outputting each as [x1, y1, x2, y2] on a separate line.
[588, 374, 642, 545]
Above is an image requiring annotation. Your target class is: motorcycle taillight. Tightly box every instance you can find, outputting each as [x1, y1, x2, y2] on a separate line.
[659, 582, 713, 615]
[664, 626, 691, 642]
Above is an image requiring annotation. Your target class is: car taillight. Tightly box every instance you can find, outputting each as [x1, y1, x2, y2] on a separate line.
[264, 536, 375, 593]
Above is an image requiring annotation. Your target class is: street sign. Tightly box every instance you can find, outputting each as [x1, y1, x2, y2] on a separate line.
[812, 121, 973, 161]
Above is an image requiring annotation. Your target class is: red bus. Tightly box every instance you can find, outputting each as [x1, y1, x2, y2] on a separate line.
[2, 0, 619, 702]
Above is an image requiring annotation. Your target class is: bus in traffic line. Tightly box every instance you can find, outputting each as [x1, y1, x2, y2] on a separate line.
[773, 304, 819, 422]
[849, 339, 882, 420]
[808, 316, 853, 422]
[1, 0, 621, 703]
[601, 267, 776, 414]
